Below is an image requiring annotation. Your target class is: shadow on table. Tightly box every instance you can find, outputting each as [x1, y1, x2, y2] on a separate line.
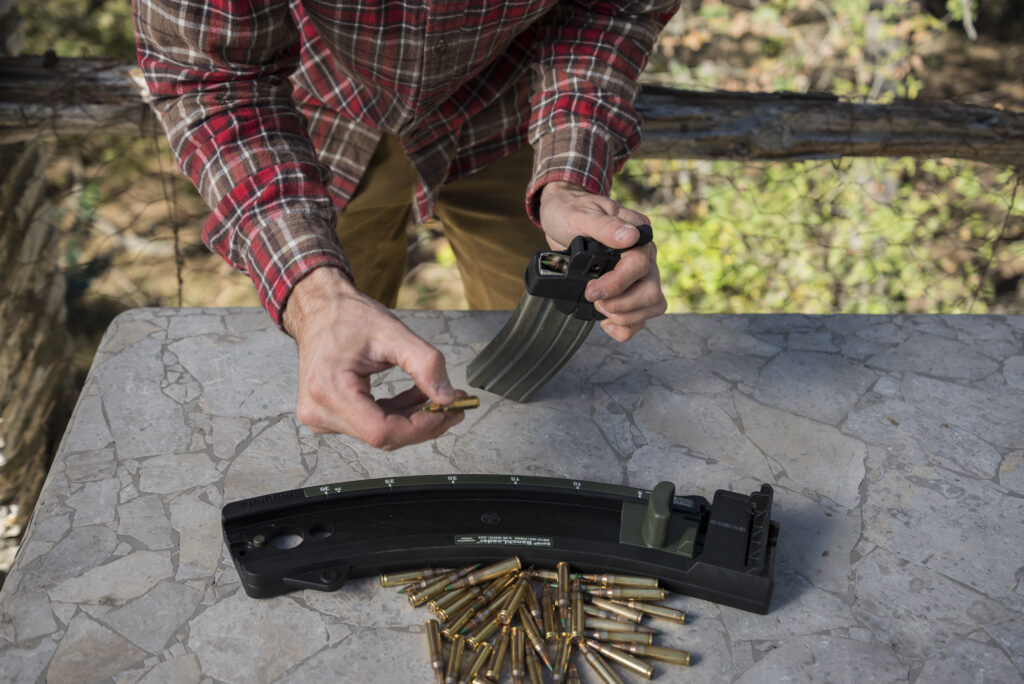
[763, 499, 847, 612]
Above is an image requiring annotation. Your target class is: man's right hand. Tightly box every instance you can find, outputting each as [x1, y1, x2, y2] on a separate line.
[282, 267, 466, 450]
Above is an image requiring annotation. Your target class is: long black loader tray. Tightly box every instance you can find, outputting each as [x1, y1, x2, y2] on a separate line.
[222, 475, 780, 614]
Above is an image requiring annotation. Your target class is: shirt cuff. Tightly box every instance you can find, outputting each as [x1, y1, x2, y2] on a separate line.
[240, 212, 353, 328]
[525, 125, 615, 227]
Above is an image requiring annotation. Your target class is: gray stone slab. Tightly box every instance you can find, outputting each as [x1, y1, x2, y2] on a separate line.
[753, 351, 878, 425]
[117, 495, 174, 551]
[3, 309, 1023, 684]
[100, 581, 203, 653]
[46, 613, 149, 684]
[93, 334, 191, 459]
[187, 590, 327, 683]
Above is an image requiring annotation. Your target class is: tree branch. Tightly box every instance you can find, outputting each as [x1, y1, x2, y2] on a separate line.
[2, 57, 1022, 166]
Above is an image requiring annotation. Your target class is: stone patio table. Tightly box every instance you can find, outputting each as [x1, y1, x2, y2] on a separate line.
[1, 308, 1023, 683]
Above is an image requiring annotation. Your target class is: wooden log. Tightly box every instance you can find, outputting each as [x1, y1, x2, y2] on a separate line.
[633, 85, 1024, 166]
[1, 56, 1022, 165]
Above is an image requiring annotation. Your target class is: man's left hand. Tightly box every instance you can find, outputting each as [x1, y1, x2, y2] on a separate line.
[538, 181, 668, 342]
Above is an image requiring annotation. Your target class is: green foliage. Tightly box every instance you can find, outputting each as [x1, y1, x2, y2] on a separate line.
[21, 0, 135, 58]
[614, 157, 1018, 314]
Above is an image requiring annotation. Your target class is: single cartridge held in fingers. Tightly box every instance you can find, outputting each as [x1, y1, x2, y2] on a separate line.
[422, 396, 480, 413]
[466, 225, 653, 402]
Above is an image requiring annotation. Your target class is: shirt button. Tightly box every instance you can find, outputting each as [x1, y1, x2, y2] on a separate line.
[432, 41, 447, 55]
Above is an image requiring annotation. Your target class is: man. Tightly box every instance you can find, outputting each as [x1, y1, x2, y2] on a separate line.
[134, 0, 677, 450]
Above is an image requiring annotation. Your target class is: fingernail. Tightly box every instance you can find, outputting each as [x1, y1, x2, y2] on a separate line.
[587, 286, 606, 302]
[436, 380, 454, 402]
[615, 225, 638, 244]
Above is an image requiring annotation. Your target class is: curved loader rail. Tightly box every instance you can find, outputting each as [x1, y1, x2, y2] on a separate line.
[222, 475, 779, 614]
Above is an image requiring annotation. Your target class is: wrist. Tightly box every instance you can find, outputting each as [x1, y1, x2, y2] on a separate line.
[282, 267, 358, 339]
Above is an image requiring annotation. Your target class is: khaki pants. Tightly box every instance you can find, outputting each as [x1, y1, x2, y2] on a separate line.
[335, 134, 548, 310]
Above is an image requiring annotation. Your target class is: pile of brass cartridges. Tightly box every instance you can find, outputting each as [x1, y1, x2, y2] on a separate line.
[381, 556, 693, 683]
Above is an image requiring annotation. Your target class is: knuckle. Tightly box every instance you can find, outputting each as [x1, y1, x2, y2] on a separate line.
[362, 428, 390, 450]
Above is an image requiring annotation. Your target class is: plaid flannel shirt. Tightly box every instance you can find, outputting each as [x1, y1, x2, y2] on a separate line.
[134, 0, 678, 324]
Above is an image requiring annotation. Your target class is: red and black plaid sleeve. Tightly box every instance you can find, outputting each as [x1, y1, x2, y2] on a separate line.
[526, 0, 680, 224]
[133, 0, 351, 326]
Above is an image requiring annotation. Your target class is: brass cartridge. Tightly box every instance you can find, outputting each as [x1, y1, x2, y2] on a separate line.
[567, 662, 582, 684]
[523, 580, 543, 626]
[582, 586, 665, 602]
[610, 599, 687, 624]
[588, 597, 644, 624]
[448, 557, 521, 590]
[576, 573, 659, 589]
[583, 604, 634, 623]
[613, 643, 691, 666]
[541, 584, 558, 643]
[434, 587, 479, 621]
[581, 643, 624, 684]
[422, 395, 480, 412]
[524, 645, 544, 684]
[570, 579, 585, 644]
[443, 605, 478, 639]
[517, 604, 554, 670]
[464, 642, 494, 681]
[484, 625, 510, 680]
[426, 619, 445, 683]
[556, 562, 570, 625]
[469, 678, 493, 684]
[410, 564, 479, 606]
[585, 630, 654, 645]
[509, 626, 525, 682]
[585, 639, 654, 679]
[552, 635, 572, 683]
[465, 616, 501, 648]
[475, 574, 517, 608]
[585, 617, 658, 634]
[463, 583, 517, 634]
[498, 578, 530, 624]
[445, 635, 466, 684]
[523, 568, 558, 583]
[382, 566, 453, 587]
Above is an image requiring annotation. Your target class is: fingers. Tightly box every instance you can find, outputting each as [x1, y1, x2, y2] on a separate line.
[290, 285, 467, 450]
[585, 243, 653, 302]
[538, 181, 650, 250]
[392, 338, 456, 406]
[302, 376, 466, 450]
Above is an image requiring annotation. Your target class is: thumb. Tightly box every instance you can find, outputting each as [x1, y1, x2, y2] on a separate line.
[389, 326, 456, 405]
[581, 214, 640, 250]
